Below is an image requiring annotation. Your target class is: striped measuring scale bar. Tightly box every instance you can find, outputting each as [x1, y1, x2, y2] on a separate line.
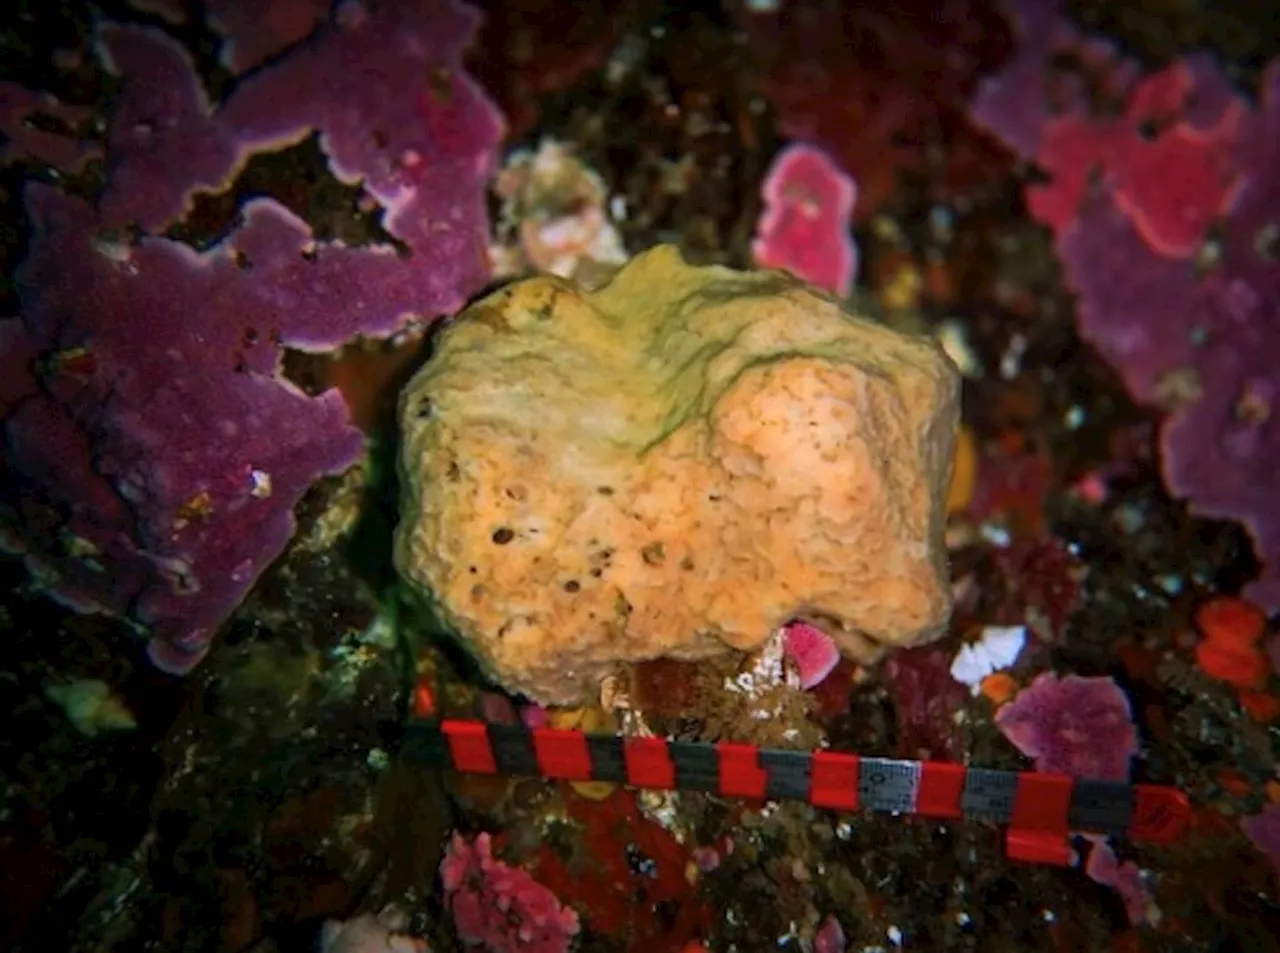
[401, 718, 1191, 866]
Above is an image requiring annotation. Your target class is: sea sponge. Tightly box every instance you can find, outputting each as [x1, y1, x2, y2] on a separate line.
[395, 245, 960, 704]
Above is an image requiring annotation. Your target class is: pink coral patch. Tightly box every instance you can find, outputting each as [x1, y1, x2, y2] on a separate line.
[1083, 834, 1155, 926]
[1024, 58, 1244, 260]
[995, 672, 1138, 780]
[782, 621, 841, 689]
[441, 832, 580, 953]
[751, 143, 858, 297]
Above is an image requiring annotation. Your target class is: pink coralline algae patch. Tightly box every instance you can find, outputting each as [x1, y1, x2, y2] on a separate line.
[995, 672, 1138, 781]
[1055, 114, 1280, 610]
[0, 0, 503, 673]
[0, 83, 101, 173]
[1083, 834, 1156, 926]
[970, 0, 1280, 612]
[96, 0, 504, 250]
[972, 0, 1249, 260]
[206, 0, 331, 74]
[1107, 64, 1244, 260]
[751, 143, 858, 297]
[4, 188, 387, 674]
[1020, 57, 1245, 259]
[440, 833, 580, 953]
[782, 620, 841, 689]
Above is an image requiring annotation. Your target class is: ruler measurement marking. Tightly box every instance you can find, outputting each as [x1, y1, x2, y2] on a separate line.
[1069, 779, 1134, 836]
[489, 724, 540, 777]
[670, 740, 722, 793]
[408, 721, 1189, 847]
[585, 733, 628, 783]
[858, 757, 921, 814]
[962, 768, 1018, 824]
[760, 749, 812, 801]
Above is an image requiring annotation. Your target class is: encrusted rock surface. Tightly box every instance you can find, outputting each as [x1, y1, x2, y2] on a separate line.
[395, 246, 960, 704]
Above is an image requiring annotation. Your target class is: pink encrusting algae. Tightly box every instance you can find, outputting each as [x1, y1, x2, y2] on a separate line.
[994, 672, 1138, 780]
[751, 142, 858, 297]
[0, 0, 504, 674]
[782, 620, 842, 689]
[440, 832, 580, 953]
[970, 0, 1280, 612]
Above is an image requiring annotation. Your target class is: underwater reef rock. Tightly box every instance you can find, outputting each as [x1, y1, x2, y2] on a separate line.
[395, 246, 960, 704]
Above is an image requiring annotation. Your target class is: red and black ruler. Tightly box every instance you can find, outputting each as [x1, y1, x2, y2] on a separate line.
[402, 718, 1191, 866]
